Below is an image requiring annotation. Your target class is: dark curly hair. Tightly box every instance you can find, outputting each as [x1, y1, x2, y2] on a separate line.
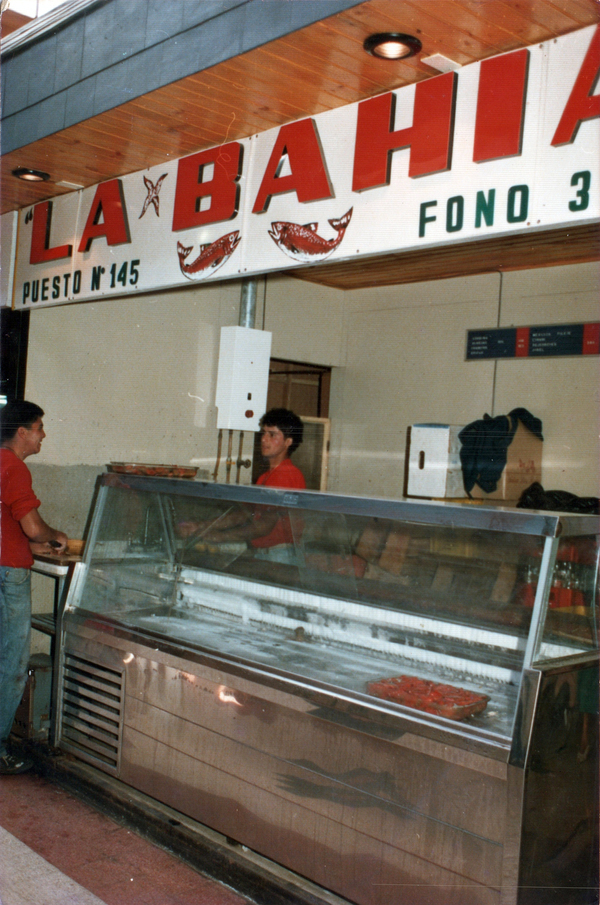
[259, 408, 304, 455]
[0, 400, 44, 442]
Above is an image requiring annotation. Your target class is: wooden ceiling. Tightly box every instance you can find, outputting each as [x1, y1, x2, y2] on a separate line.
[293, 223, 600, 289]
[2, 0, 599, 289]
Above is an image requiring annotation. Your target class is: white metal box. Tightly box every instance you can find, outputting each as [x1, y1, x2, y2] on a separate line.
[406, 424, 465, 498]
[215, 326, 272, 431]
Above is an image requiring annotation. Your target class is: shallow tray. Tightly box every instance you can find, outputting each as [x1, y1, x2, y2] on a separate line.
[108, 462, 198, 478]
[367, 674, 489, 720]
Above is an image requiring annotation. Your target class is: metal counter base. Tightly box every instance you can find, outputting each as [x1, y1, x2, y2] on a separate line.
[32, 750, 351, 905]
[55, 479, 599, 905]
[58, 618, 518, 905]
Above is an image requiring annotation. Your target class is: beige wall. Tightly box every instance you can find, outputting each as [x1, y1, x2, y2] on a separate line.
[265, 274, 344, 367]
[24, 261, 599, 541]
[495, 264, 600, 497]
[26, 281, 244, 468]
[327, 273, 499, 497]
[326, 262, 600, 499]
[26, 280, 252, 535]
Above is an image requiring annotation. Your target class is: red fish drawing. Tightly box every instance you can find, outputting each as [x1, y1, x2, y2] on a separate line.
[268, 208, 352, 263]
[177, 231, 241, 281]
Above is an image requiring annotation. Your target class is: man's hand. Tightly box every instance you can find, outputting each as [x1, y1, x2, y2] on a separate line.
[20, 509, 68, 552]
[49, 532, 69, 554]
[29, 541, 57, 556]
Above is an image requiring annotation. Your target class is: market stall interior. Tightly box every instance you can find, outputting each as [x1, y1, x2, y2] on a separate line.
[53, 473, 599, 905]
[1, 2, 599, 904]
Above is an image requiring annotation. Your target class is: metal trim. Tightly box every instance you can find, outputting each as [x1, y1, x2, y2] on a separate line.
[1, 0, 104, 56]
[99, 472, 577, 537]
[521, 536, 559, 671]
[501, 669, 542, 905]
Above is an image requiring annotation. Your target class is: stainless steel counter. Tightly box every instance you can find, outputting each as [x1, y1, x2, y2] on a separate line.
[55, 476, 599, 905]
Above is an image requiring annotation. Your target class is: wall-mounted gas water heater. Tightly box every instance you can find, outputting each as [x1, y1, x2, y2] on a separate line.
[215, 326, 272, 432]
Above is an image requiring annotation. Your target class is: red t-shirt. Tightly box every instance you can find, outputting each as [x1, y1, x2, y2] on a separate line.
[252, 459, 305, 548]
[0, 448, 41, 568]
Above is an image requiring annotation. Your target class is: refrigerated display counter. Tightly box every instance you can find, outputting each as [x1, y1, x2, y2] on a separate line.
[56, 474, 599, 905]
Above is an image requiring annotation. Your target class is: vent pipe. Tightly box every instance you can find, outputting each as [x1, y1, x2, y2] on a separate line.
[239, 277, 259, 329]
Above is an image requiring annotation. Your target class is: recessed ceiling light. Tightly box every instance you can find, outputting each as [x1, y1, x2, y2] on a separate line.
[12, 167, 50, 182]
[364, 33, 422, 61]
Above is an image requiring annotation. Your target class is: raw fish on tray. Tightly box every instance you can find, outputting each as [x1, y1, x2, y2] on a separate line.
[367, 674, 489, 720]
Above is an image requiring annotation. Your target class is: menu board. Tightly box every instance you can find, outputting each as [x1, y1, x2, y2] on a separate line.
[466, 323, 600, 360]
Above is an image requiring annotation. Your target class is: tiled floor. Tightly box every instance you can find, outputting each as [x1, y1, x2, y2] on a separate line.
[0, 771, 251, 905]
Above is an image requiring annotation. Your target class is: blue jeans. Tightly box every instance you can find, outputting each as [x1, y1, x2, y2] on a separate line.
[0, 567, 31, 757]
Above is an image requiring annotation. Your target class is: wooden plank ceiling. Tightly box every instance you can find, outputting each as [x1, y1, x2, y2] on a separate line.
[2, 0, 598, 289]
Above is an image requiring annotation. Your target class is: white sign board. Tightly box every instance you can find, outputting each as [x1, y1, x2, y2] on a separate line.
[11, 25, 599, 310]
[1, 212, 18, 307]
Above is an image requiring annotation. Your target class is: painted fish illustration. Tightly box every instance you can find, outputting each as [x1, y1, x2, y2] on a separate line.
[177, 231, 241, 281]
[268, 208, 352, 263]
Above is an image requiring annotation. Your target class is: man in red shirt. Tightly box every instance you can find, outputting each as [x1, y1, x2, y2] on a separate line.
[0, 401, 68, 774]
[251, 408, 305, 555]
[178, 409, 305, 557]
[254, 408, 305, 490]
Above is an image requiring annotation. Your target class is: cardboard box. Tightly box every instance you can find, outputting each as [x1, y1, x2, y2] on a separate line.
[406, 424, 465, 498]
[406, 420, 543, 501]
[469, 420, 542, 500]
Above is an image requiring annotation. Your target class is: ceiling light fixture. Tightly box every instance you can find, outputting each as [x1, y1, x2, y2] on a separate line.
[363, 32, 422, 61]
[12, 167, 50, 182]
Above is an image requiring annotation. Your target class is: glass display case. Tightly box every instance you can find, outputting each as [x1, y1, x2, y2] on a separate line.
[57, 474, 599, 905]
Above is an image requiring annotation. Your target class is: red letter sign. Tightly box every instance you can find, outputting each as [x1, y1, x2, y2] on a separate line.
[172, 142, 243, 231]
[474, 49, 529, 162]
[78, 180, 130, 252]
[29, 201, 72, 264]
[252, 119, 333, 213]
[353, 73, 457, 192]
[552, 24, 600, 145]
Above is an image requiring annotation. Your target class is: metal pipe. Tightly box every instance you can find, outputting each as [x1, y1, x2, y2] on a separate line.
[236, 432, 244, 484]
[239, 277, 258, 329]
[225, 430, 234, 483]
[212, 429, 223, 483]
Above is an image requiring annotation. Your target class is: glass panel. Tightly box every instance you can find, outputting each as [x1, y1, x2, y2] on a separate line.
[534, 535, 600, 663]
[83, 487, 175, 621]
[69, 482, 564, 739]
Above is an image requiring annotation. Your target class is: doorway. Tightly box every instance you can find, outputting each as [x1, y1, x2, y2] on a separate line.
[0, 307, 30, 404]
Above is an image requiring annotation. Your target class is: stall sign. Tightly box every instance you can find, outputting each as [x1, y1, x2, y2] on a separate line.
[12, 24, 600, 309]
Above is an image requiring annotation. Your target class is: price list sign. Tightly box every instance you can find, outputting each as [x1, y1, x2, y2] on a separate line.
[466, 323, 600, 360]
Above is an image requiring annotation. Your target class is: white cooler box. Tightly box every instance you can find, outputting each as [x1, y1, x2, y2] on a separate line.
[406, 424, 465, 498]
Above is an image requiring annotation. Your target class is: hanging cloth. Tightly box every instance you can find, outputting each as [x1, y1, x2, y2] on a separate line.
[459, 408, 543, 496]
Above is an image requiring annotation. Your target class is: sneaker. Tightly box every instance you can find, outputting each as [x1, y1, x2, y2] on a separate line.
[0, 753, 34, 775]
